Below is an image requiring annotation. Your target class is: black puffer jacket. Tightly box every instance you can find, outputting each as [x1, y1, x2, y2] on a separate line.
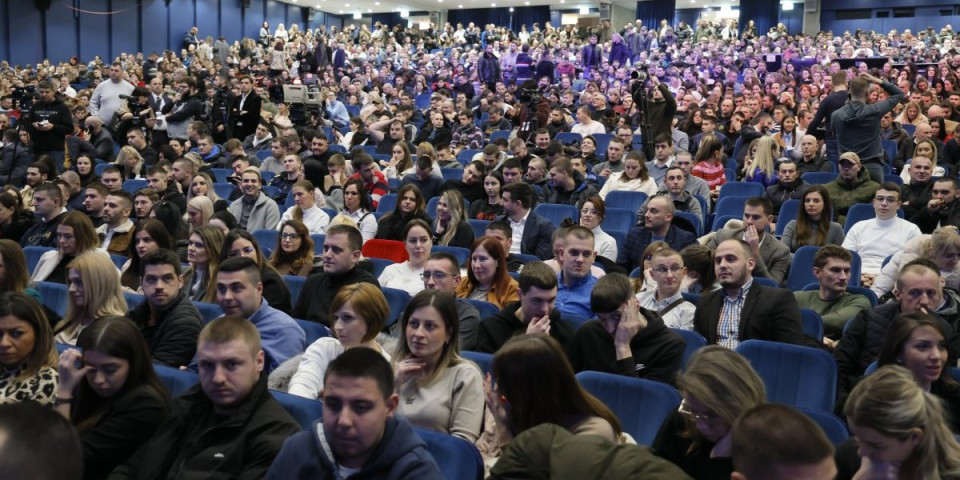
[107, 374, 300, 480]
[127, 289, 203, 367]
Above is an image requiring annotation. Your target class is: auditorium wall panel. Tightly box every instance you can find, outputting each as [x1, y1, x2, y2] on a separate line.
[45, 1, 79, 65]
[1, 0, 326, 64]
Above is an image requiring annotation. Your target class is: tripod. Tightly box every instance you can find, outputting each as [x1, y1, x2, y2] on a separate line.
[630, 71, 655, 161]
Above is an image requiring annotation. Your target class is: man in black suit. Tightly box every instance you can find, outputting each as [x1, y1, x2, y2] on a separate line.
[231, 75, 262, 142]
[148, 76, 173, 151]
[693, 238, 803, 347]
[495, 182, 556, 260]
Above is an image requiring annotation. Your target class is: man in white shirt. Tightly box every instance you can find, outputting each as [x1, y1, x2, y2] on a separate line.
[636, 247, 696, 330]
[496, 182, 555, 259]
[97, 191, 135, 257]
[842, 182, 922, 285]
[571, 106, 606, 137]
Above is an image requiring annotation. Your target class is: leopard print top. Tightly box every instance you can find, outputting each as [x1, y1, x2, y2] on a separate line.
[0, 364, 58, 406]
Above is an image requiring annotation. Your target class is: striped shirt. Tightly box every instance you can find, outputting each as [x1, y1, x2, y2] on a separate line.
[691, 161, 727, 191]
[718, 279, 753, 349]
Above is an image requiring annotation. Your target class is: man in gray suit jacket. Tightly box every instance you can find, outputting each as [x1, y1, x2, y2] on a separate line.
[706, 197, 792, 285]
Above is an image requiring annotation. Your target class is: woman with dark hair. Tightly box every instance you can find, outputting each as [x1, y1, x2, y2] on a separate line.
[0, 191, 37, 241]
[32, 211, 102, 284]
[75, 153, 100, 187]
[456, 236, 519, 308]
[375, 184, 432, 241]
[779, 185, 845, 252]
[393, 290, 484, 442]
[469, 170, 504, 221]
[339, 177, 378, 243]
[0, 292, 58, 405]
[578, 196, 617, 262]
[269, 220, 319, 277]
[219, 229, 293, 313]
[378, 219, 433, 296]
[680, 244, 716, 294]
[149, 200, 186, 241]
[119, 220, 175, 292]
[209, 210, 238, 234]
[55, 316, 170, 479]
[877, 312, 960, 431]
[479, 334, 622, 461]
[181, 225, 226, 303]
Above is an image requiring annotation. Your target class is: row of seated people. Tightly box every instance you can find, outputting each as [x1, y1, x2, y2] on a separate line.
[0, 244, 957, 479]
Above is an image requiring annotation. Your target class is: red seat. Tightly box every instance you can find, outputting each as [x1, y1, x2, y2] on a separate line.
[361, 239, 409, 263]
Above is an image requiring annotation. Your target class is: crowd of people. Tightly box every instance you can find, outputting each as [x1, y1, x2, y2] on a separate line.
[4, 12, 960, 480]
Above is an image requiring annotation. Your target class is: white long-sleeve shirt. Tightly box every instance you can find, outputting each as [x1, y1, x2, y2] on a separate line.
[277, 204, 330, 234]
[287, 338, 390, 399]
[842, 217, 922, 275]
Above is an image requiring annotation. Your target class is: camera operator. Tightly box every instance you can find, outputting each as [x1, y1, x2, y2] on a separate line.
[111, 87, 155, 143]
[515, 78, 550, 142]
[24, 81, 72, 172]
[163, 77, 204, 143]
[211, 75, 237, 144]
[638, 74, 676, 142]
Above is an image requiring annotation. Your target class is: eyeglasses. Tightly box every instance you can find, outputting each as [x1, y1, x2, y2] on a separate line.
[652, 266, 683, 274]
[280, 233, 301, 240]
[678, 400, 720, 422]
[420, 272, 450, 280]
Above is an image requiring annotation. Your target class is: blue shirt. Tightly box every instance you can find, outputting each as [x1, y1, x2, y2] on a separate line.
[718, 279, 753, 349]
[249, 299, 306, 372]
[188, 299, 305, 373]
[555, 272, 598, 319]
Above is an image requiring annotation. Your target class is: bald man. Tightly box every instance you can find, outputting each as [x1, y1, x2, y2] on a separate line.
[84, 116, 116, 162]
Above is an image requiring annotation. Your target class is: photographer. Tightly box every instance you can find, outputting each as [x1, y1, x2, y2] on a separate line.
[111, 87, 155, 143]
[25, 81, 72, 172]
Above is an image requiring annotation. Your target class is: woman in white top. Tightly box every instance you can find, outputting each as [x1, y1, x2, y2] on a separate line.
[378, 219, 432, 296]
[287, 283, 392, 399]
[597, 152, 658, 200]
[53, 252, 127, 345]
[32, 211, 102, 284]
[274, 23, 288, 42]
[578, 196, 617, 263]
[394, 290, 484, 442]
[339, 178, 378, 244]
[277, 180, 330, 234]
[380, 141, 415, 179]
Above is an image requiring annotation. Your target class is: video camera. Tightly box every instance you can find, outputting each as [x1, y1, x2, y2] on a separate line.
[11, 86, 36, 111]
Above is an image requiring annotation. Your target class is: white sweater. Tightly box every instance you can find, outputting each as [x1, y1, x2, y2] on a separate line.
[287, 338, 391, 399]
[842, 217, 922, 275]
[277, 204, 330, 234]
[592, 226, 618, 262]
[378, 261, 426, 296]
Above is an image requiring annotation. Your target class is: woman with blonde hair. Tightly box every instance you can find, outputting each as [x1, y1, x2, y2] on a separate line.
[872, 226, 960, 298]
[743, 136, 779, 187]
[895, 101, 927, 127]
[114, 145, 144, 180]
[0, 292, 59, 405]
[652, 346, 766, 479]
[433, 189, 474, 249]
[837, 366, 960, 480]
[186, 172, 227, 211]
[393, 290, 484, 442]
[32, 211, 102, 284]
[184, 195, 214, 234]
[286, 283, 391, 399]
[53, 252, 128, 345]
